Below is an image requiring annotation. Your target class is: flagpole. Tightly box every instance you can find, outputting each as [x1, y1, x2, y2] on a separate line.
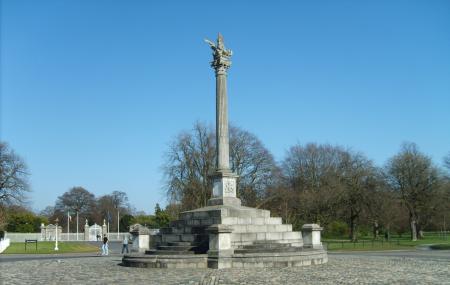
[117, 209, 119, 240]
[107, 211, 110, 239]
[67, 210, 69, 240]
[76, 211, 79, 241]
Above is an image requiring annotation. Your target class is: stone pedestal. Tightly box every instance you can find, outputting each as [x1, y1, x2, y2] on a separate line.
[302, 224, 323, 249]
[207, 224, 233, 269]
[208, 171, 241, 206]
[129, 224, 151, 253]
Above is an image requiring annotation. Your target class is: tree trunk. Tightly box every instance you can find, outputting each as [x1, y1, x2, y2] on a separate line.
[417, 223, 424, 239]
[373, 220, 379, 240]
[349, 209, 358, 242]
[410, 218, 417, 241]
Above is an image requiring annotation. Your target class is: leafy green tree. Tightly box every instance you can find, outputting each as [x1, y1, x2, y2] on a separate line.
[6, 208, 47, 232]
[131, 215, 156, 228]
[120, 214, 134, 231]
[154, 204, 171, 228]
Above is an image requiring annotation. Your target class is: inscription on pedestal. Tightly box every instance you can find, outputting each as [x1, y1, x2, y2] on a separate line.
[212, 176, 236, 198]
[224, 180, 234, 194]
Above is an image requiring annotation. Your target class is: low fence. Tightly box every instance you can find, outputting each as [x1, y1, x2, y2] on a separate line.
[324, 239, 402, 250]
[5, 233, 42, 242]
[323, 231, 450, 250]
[0, 238, 11, 253]
[420, 231, 449, 239]
[4, 232, 133, 242]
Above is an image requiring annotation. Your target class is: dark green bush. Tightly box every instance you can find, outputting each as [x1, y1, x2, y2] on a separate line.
[324, 221, 348, 238]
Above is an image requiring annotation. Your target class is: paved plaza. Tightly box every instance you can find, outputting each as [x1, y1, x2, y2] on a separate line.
[1, 251, 449, 284]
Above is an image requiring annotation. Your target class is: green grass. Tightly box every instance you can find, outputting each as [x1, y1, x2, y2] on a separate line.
[2, 242, 99, 254]
[324, 235, 450, 251]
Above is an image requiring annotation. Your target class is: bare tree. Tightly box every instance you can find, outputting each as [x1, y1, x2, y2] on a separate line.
[386, 143, 440, 241]
[340, 152, 380, 241]
[39, 206, 55, 219]
[0, 204, 7, 232]
[444, 153, 450, 171]
[111, 191, 128, 234]
[281, 143, 346, 228]
[229, 126, 279, 206]
[163, 122, 278, 211]
[0, 142, 30, 205]
[163, 122, 215, 211]
[95, 194, 116, 233]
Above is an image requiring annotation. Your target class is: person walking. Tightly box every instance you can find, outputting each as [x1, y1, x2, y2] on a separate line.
[121, 234, 129, 254]
[102, 234, 109, 256]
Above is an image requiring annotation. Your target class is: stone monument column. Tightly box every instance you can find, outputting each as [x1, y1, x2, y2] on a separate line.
[206, 34, 240, 206]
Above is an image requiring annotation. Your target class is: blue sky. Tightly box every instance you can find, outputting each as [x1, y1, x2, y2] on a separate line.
[1, 0, 449, 214]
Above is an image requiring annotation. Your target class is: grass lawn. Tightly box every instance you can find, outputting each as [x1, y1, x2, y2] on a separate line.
[324, 234, 450, 251]
[2, 242, 99, 254]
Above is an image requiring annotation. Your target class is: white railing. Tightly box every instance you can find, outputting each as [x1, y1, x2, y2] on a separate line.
[0, 238, 11, 253]
[4, 232, 135, 242]
[5, 233, 42, 242]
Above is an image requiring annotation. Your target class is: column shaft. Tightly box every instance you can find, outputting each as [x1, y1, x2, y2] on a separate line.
[216, 72, 230, 171]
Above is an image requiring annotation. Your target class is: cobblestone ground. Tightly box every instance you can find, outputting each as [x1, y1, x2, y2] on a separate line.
[1, 253, 449, 285]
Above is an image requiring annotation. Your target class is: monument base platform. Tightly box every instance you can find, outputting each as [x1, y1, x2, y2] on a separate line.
[122, 248, 327, 269]
[122, 202, 328, 269]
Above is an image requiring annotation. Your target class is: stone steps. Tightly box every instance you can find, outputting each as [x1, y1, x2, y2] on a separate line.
[161, 233, 208, 243]
[157, 245, 196, 251]
[231, 224, 292, 233]
[222, 217, 282, 225]
[231, 231, 302, 242]
[159, 230, 302, 244]
[160, 222, 291, 235]
[147, 205, 311, 268]
[167, 241, 192, 246]
[234, 240, 303, 254]
[145, 241, 203, 255]
[238, 242, 291, 250]
[180, 206, 271, 220]
[234, 246, 301, 254]
[146, 249, 196, 255]
[123, 254, 208, 268]
[167, 217, 283, 229]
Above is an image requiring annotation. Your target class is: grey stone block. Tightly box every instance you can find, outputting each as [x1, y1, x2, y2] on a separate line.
[265, 217, 282, 224]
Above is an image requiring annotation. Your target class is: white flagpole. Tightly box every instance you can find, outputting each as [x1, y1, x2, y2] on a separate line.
[67, 211, 69, 240]
[76, 211, 79, 241]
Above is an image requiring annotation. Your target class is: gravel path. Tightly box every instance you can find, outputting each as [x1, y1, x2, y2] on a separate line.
[1, 251, 449, 284]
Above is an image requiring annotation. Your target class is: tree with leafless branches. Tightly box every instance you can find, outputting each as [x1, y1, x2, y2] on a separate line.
[385, 143, 441, 241]
[162, 122, 278, 213]
[0, 142, 30, 206]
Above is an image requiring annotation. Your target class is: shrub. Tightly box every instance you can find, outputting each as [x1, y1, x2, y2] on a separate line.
[324, 221, 349, 238]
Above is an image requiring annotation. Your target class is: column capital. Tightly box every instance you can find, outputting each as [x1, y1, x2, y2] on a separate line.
[213, 64, 229, 76]
[206, 33, 232, 74]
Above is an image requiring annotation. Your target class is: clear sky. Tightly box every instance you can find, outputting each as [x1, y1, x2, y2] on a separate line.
[1, 0, 449, 214]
